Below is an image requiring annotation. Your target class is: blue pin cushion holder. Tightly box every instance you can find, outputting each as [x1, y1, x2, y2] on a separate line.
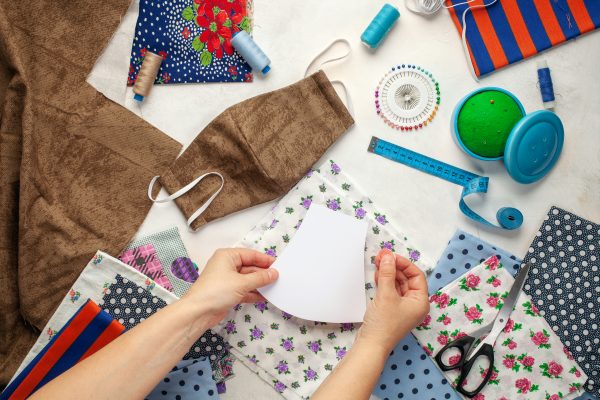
[452, 87, 564, 184]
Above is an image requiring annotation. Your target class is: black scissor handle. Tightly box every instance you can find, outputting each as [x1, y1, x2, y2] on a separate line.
[434, 335, 476, 371]
[455, 343, 495, 398]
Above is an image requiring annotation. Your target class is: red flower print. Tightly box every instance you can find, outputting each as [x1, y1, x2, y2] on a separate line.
[484, 255, 500, 270]
[228, 65, 238, 75]
[480, 367, 498, 382]
[531, 329, 550, 348]
[430, 292, 454, 308]
[472, 394, 485, 400]
[442, 315, 451, 325]
[502, 357, 515, 369]
[515, 378, 532, 393]
[437, 332, 449, 345]
[182, 26, 191, 39]
[503, 318, 514, 332]
[448, 354, 461, 365]
[217, 0, 248, 24]
[419, 314, 431, 327]
[507, 340, 517, 350]
[464, 304, 483, 323]
[521, 355, 535, 367]
[548, 361, 563, 377]
[548, 395, 560, 400]
[423, 343, 434, 356]
[244, 73, 253, 82]
[466, 273, 480, 288]
[563, 345, 574, 360]
[158, 50, 168, 60]
[197, 4, 234, 59]
[491, 277, 501, 287]
[454, 331, 467, 339]
[486, 296, 499, 308]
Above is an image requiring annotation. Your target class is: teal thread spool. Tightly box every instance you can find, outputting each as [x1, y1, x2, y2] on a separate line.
[361, 4, 400, 49]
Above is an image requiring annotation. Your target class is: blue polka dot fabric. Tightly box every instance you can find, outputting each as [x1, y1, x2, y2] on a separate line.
[373, 229, 521, 400]
[146, 357, 218, 400]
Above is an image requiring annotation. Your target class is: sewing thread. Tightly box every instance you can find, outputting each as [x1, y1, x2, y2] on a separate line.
[537, 60, 555, 109]
[231, 31, 271, 74]
[133, 50, 163, 102]
[360, 4, 400, 49]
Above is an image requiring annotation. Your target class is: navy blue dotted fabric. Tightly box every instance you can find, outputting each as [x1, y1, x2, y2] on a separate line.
[522, 207, 600, 397]
[373, 229, 520, 400]
[145, 358, 218, 400]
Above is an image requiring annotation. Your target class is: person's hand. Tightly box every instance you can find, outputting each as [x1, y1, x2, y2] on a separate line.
[356, 249, 429, 354]
[182, 248, 279, 328]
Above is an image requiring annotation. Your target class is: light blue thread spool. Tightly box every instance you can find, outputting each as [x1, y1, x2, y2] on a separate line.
[231, 31, 271, 74]
[361, 4, 400, 49]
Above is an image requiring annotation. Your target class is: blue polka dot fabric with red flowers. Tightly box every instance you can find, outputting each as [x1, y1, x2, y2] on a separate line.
[145, 357, 218, 400]
[128, 0, 253, 86]
[373, 229, 521, 400]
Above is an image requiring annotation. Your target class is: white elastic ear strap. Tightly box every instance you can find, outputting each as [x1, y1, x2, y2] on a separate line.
[304, 38, 354, 116]
[148, 172, 225, 231]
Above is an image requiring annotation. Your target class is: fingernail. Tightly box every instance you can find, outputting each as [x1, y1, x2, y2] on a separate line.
[382, 253, 394, 264]
[267, 268, 277, 280]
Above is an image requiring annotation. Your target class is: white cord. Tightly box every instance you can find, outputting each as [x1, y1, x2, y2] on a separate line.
[405, 0, 474, 16]
[460, 0, 499, 81]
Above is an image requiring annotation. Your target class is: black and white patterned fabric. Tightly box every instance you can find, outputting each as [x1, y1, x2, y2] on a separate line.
[523, 207, 599, 396]
[101, 275, 229, 363]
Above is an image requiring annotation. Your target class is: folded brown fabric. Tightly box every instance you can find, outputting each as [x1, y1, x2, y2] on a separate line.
[156, 70, 354, 231]
[0, 0, 181, 384]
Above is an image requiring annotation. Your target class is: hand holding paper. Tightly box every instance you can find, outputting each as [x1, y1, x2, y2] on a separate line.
[258, 204, 369, 323]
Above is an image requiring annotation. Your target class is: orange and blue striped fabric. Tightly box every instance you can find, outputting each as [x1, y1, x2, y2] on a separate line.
[446, 0, 600, 76]
[0, 300, 125, 400]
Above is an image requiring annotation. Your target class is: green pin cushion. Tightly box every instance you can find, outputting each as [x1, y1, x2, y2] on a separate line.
[454, 88, 525, 160]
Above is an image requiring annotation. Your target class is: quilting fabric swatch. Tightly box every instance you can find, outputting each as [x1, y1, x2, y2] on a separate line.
[171, 257, 200, 283]
[522, 207, 600, 396]
[127, 0, 253, 85]
[446, 0, 600, 77]
[146, 358, 219, 400]
[5, 252, 232, 391]
[413, 256, 588, 400]
[375, 229, 521, 400]
[215, 160, 431, 399]
[123, 227, 193, 297]
[119, 244, 173, 292]
[0, 300, 124, 400]
[101, 275, 230, 369]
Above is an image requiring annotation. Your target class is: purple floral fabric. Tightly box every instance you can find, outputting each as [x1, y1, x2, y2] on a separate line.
[216, 159, 430, 399]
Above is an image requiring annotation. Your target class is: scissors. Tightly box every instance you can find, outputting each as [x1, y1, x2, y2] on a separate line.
[434, 263, 531, 398]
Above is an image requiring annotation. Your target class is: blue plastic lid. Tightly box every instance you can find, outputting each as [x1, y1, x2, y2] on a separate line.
[261, 65, 271, 74]
[504, 110, 564, 184]
[134, 93, 144, 102]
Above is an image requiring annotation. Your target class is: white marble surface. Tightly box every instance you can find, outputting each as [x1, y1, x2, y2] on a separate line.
[89, 1, 600, 398]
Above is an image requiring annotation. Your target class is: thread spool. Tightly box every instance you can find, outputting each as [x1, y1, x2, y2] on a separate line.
[133, 50, 163, 102]
[231, 31, 271, 75]
[361, 4, 400, 49]
[537, 60, 555, 109]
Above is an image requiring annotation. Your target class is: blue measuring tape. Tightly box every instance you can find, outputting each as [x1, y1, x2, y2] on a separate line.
[368, 136, 523, 230]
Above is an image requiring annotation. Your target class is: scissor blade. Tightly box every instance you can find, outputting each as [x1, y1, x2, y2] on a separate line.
[469, 263, 531, 355]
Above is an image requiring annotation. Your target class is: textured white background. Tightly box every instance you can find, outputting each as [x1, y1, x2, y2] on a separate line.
[89, 1, 600, 398]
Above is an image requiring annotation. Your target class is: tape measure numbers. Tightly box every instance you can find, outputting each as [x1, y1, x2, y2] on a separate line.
[367, 136, 523, 230]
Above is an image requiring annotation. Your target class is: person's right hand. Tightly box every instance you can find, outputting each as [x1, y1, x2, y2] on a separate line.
[356, 249, 429, 354]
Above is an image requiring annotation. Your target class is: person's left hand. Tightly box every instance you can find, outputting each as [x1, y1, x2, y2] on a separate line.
[182, 248, 279, 328]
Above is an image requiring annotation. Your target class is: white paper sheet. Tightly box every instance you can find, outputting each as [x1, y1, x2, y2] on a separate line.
[258, 203, 368, 323]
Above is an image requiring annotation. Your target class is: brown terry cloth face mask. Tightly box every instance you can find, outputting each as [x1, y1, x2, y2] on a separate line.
[149, 69, 354, 231]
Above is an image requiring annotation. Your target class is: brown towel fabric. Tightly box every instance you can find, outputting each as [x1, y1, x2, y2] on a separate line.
[0, 0, 181, 384]
[159, 70, 354, 231]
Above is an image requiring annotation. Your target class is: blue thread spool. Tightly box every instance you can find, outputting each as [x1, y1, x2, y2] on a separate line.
[231, 31, 271, 75]
[537, 60, 555, 109]
[361, 4, 400, 49]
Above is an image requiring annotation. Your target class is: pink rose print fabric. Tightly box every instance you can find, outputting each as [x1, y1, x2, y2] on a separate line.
[412, 256, 588, 400]
[215, 160, 430, 399]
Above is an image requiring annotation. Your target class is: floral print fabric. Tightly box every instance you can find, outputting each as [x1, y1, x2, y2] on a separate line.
[412, 256, 588, 400]
[128, 0, 253, 85]
[215, 160, 430, 399]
